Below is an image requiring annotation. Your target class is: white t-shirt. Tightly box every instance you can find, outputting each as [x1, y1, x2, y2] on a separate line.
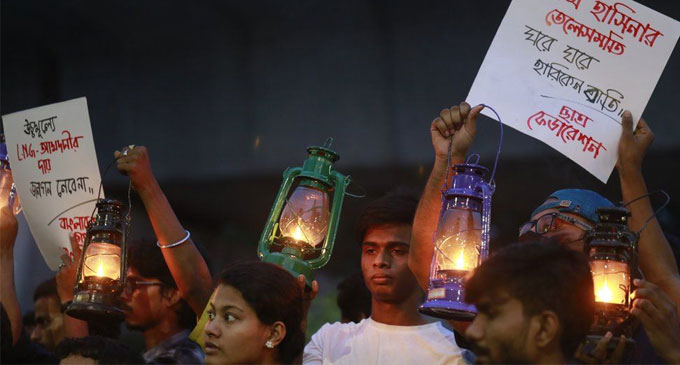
[303, 318, 469, 365]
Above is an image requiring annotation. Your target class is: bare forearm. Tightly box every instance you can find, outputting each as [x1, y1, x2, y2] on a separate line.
[409, 156, 457, 290]
[137, 180, 212, 315]
[619, 169, 680, 309]
[0, 253, 22, 345]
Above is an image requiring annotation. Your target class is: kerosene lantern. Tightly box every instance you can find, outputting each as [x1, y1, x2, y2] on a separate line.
[0, 135, 22, 214]
[66, 199, 128, 321]
[584, 207, 638, 343]
[258, 139, 350, 286]
[419, 156, 495, 320]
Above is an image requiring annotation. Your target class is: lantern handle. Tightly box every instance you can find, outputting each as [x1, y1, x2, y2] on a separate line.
[622, 189, 670, 235]
[344, 179, 366, 199]
[442, 104, 503, 192]
[323, 137, 334, 149]
[478, 104, 503, 185]
[465, 154, 481, 165]
[89, 158, 119, 221]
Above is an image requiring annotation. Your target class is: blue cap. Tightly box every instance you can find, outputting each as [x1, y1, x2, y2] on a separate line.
[531, 189, 614, 223]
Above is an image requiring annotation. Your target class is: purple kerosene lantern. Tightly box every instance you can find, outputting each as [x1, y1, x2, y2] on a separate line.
[419, 156, 494, 320]
[419, 104, 502, 320]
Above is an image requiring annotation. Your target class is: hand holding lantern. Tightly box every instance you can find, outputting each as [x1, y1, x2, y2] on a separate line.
[420, 104, 503, 320]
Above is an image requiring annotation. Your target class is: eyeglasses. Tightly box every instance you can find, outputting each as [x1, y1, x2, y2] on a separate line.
[519, 212, 593, 237]
[123, 278, 165, 297]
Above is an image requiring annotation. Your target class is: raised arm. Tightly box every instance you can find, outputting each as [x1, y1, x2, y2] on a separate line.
[0, 206, 21, 345]
[616, 111, 680, 313]
[115, 146, 212, 316]
[409, 102, 483, 291]
[56, 234, 89, 338]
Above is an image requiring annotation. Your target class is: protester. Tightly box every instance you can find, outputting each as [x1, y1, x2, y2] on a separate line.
[409, 102, 680, 363]
[56, 335, 144, 364]
[203, 261, 305, 364]
[115, 145, 213, 318]
[304, 190, 468, 364]
[30, 278, 66, 351]
[1, 206, 60, 363]
[116, 144, 212, 363]
[336, 271, 371, 323]
[464, 242, 595, 364]
[121, 239, 204, 364]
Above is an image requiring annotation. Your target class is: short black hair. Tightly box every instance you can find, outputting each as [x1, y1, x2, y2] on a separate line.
[336, 271, 371, 323]
[219, 261, 304, 364]
[356, 188, 419, 242]
[56, 336, 143, 364]
[33, 277, 59, 302]
[126, 239, 196, 329]
[466, 242, 595, 357]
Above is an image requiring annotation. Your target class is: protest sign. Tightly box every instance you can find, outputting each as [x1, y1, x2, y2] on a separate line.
[467, 0, 680, 182]
[2, 97, 103, 270]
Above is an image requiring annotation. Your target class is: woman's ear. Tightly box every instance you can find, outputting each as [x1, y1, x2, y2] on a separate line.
[266, 321, 287, 348]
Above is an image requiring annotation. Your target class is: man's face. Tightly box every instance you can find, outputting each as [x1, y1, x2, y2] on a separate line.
[31, 295, 65, 351]
[465, 291, 535, 364]
[119, 268, 167, 331]
[361, 224, 420, 303]
[522, 207, 592, 252]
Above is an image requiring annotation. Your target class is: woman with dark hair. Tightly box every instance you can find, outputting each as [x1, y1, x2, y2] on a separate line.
[204, 261, 305, 364]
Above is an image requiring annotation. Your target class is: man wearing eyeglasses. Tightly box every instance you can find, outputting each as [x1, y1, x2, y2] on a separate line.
[517, 189, 608, 252]
[121, 240, 204, 364]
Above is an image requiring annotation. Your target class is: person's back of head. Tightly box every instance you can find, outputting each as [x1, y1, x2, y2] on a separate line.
[56, 335, 143, 364]
[126, 238, 196, 330]
[336, 271, 371, 323]
[465, 242, 594, 363]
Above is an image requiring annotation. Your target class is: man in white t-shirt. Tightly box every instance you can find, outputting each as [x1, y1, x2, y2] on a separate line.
[304, 191, 469, 365]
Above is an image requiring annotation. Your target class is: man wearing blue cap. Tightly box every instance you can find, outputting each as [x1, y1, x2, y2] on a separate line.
[409, 104, 680, 363]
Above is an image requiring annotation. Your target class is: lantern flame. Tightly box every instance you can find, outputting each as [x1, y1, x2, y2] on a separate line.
[293, 224, 306, 243]
[97, 263, 104, 277]
[596, 277, 614, 303]
[455, 250, 466, 270]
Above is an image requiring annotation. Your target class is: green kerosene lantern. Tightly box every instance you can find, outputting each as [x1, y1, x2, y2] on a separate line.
[258, 138, 350, 286]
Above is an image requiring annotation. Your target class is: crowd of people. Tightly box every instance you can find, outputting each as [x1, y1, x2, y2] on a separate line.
[1, 102, 679, 364]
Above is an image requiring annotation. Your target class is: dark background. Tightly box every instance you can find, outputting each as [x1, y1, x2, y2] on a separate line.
[3, 0, 679, 330]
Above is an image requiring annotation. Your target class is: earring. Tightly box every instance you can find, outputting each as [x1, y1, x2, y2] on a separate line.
[265, 341, 274, 349]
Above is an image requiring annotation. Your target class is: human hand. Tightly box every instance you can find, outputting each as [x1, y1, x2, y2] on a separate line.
[297, 275, 319, 331]
[114, 145, 156, 192]
[631, 279, 680, 363]
[430, 102, 484, 162]
[573, 332, 626, 364]
[616, 111, 654, 175]
[0, 206, 18, 255]
[56, 233, 82, 303]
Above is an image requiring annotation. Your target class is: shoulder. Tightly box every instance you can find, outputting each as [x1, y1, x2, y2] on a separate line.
[155, 338, 204, 364]
[312, 319, 365, 338]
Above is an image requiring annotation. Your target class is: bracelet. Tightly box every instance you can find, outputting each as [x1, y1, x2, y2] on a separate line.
[157, 230, 191, 249]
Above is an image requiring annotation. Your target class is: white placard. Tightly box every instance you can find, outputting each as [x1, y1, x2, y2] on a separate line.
[2, 97, 103, 270]
[467, 0, 680, 182]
